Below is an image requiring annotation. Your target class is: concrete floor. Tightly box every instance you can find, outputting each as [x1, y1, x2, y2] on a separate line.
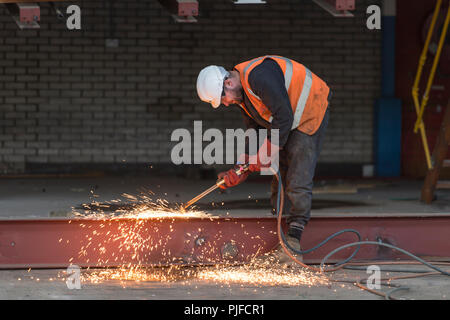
[1, 265, 449, 300]
[1, 173, 450, 300]
[1, 173, 450, 218]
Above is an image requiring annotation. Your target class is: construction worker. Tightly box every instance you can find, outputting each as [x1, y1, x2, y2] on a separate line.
[196, 55, 331, 265]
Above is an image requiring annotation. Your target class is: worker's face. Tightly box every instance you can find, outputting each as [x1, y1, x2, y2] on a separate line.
[221, 75, 243, 107]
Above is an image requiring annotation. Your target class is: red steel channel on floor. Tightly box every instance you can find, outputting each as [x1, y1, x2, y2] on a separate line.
[0, 215, 449, 269]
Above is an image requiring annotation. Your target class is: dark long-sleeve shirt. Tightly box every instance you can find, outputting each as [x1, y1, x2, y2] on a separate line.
[236, 58, 294, 148]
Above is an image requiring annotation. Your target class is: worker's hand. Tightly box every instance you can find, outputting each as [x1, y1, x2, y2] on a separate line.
[217, 166, 250, 189]
[247, 137, 280, 172]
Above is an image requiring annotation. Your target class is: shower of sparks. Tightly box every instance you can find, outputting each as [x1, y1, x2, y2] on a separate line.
[56, 190, 328, 288]
[79, 266, 199, 284]
[195, 265, 329, 287]
[63, 264, 329, 288]
[73, 192, 212, 220]
[64, 191, 215, 283]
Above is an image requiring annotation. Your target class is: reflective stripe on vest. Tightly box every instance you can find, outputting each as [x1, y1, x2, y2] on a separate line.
[244, 56, 293, 102]
[242, 56, 311, 131]
[292, 67, 312, 130]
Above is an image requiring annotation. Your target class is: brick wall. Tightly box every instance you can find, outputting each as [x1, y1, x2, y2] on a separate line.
[0, 0, 381, 174]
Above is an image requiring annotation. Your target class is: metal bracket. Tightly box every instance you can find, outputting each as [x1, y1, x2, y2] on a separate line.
[158, 0, 199, 23]
[312, 0, 354, 18]
[5, 2, 41, 29]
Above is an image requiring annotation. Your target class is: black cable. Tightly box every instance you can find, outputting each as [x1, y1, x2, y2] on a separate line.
[320, 241, 450, 276]
[385, 287, 410, 300]
[272, 168, 450, 299]
[274, 168, 450, 275]
[343, 265, 450, 274]
[274, 168, 362, 266]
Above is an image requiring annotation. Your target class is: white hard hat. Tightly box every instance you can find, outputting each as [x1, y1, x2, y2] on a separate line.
[196, 65, 229, 108]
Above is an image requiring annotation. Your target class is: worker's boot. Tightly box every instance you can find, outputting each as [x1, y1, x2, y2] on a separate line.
[273, 235, 304, 267]
[252, 235, 303, 268]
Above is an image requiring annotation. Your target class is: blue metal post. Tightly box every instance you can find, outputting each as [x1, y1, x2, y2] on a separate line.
[375, 0, 402, 177]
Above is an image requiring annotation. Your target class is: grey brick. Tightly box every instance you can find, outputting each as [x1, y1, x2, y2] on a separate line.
[0, 0, 380, 171]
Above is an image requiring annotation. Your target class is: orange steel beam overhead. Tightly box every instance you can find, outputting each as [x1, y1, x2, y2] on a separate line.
[0, 0, 68, 2]
[157, 0, 198, 17]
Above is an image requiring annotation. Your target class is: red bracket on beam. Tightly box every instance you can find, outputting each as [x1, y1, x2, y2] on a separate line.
[312, 0, 355, 18]
[5, 2, 41, 29]
[158, 0, 198, 17]
[325, 0, 355, 11]
[17, 2, 40, 23]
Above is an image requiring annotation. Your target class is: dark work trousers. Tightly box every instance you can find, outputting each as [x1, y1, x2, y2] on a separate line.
[270, 107, 330, 231]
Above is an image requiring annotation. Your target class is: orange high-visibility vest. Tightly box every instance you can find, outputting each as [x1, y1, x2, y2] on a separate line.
[234, 55, 330, 135]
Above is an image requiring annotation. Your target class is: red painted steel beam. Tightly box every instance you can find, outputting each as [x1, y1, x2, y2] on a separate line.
[0, 217, 278, 269]
[0, 0, 68, 3]
[303, 215, 450, 263]
[0, 215, 449, 269]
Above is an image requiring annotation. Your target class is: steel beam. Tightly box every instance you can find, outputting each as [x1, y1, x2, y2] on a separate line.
[0, 215, 449, 269]
[302, 215, 450, 263]
[0, 217, 278, 269]
[0, 0, 67, 2]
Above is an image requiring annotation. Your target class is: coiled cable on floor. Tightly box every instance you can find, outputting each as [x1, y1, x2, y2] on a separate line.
[320, 241, 450, 276]
[272, 167, 361, 272]
[271, 167, 450, 298]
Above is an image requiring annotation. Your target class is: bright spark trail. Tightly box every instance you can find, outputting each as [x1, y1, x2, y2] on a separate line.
[52, 191, 330, 287]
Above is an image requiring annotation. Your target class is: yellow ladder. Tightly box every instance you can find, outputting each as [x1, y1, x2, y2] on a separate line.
[411, 0, 450, 170]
